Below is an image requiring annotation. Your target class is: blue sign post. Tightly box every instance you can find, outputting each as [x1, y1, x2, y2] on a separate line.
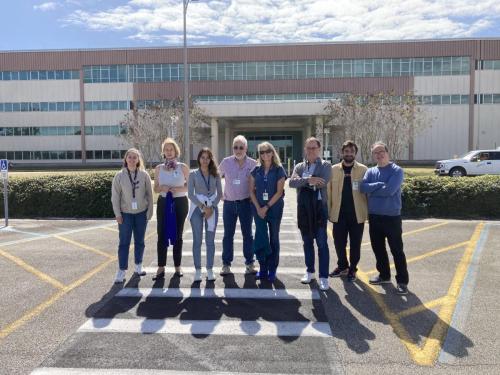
[1, 159, 8, 227]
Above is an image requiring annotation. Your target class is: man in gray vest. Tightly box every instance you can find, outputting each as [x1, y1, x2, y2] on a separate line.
[289, 137, 332, 291]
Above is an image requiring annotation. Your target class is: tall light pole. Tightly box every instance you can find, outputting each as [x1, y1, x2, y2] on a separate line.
[183, 0, 194, 165]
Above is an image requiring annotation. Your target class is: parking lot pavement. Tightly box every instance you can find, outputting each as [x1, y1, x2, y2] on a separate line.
[0, 188, 499, 375]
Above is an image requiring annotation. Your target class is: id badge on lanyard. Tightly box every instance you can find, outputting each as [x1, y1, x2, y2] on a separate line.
[131, 200, 138, 210]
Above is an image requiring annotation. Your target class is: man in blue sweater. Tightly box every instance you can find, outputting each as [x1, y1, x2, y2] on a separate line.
[360, 141, 409, 295]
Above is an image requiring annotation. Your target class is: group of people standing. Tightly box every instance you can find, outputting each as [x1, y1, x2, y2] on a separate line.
[111, 134, 409, 295]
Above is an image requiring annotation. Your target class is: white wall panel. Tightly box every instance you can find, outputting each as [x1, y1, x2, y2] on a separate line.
[200, 101, 326, 117]
[413, 105, 469, 160]
[84, 111, 129, 126]
[413, 76, 469, 95]
[0, 136, 81, 151]
[474, 71, 500, 93]
[85, 135, 127, 150]
[0, 112, 80, 126]
[84, 83, 134, 101]
[0, 81, 80, 102]
[474, 105, 500, 149]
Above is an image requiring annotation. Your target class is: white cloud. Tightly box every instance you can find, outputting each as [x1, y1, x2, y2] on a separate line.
[62, 0, 500, 44]
[34, 2, 60, 11]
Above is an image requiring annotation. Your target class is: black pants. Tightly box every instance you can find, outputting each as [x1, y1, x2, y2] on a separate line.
[368, 214, 409, 285]
[157, 196, 188, 267]
[333, 214, 364, 272]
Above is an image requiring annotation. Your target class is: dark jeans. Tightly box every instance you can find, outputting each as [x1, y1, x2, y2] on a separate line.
[333, 213, 365, 273]
[368, 214, 409, 285]
[157, 196, 189, 267]
[118, 210, 148, 270]
[301, 206, 330, 278]
[253, 202, 283, 274]
[222, 199, 254, 266]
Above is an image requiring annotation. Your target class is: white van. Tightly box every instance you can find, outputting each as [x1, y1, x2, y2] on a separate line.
[434, 149, 500, 177]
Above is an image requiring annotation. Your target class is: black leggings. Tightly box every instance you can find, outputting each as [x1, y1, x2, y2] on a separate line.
[156, 196, 188, 267]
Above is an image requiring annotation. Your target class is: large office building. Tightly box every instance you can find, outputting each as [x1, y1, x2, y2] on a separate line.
[1, 38, 500, 167]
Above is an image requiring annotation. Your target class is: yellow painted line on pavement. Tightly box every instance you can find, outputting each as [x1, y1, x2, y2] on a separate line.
[413, 222, 484, 366]
[0, 230, 159, 342]
[352, 222, 483, 367]
[364, 241, 469, 275]
[54, 235, 115, 259]
[327, 221, 449, 249]
[0, 248, 66, 290]
[101, 226, 118, 233]
[0, 256, 116, 341]
[397, 296, 450, 319]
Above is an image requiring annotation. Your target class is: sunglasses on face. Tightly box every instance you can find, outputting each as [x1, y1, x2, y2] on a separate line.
[233, 145, 245, 151]
[259, 149, 273, 155]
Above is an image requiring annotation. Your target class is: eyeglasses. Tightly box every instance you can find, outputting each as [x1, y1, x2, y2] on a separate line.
[259, 149, 273, 155]
[306, 146, 319, 150]
[233, 145, 245, 151]
[372, 150, 387, 155]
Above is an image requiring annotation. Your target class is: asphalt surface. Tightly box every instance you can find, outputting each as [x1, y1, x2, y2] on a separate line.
[0, 186, 499, 375]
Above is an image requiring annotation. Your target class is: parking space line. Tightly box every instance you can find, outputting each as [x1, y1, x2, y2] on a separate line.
[0, 223, 116, 247]
[0, 248, 66, 290]
[101, 227, 118, 233]
[354, 222, 484, 366]
[0, 257, 116, 341]
[414, 222, 484, 366]
[397, 296, 450, 319]
[54, 235, 114, 260]
[364, 241, 469, 275]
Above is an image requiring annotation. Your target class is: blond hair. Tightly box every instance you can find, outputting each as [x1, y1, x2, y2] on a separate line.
[161, 137, 181, 158]
[257, 142, 282, 167]
[122, 148, 145, 170]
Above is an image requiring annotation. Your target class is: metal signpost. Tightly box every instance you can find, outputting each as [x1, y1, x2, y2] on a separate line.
[1, 159, 8, 227]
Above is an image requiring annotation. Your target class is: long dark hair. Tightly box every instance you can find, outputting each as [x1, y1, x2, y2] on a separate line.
[197, 148, 219, 177]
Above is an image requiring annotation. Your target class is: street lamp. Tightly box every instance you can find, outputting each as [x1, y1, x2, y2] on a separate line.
[183, 0, 198, 165]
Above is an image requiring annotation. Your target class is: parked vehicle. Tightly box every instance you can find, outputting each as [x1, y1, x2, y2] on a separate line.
[434, 149, 500, 177]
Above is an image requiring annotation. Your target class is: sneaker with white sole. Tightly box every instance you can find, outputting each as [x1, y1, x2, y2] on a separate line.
[114, 269, 126, 283]
[134, 263, 146, 276]
[300, 272, 315, 284]
[245, 263, 258, 274]
[319, 277, 329, 291]
[396, 284, 408, 295]
[206, 269, 216, 281]
[194, 269, 202, 282]
[220, 265, 231, 276]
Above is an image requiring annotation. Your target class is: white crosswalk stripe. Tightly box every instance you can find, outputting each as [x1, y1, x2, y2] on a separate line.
[116, 287, 320, 300]
[143, 266, 307, 274]
[78, 318, 332, 337]
[33, 369, 295, 375]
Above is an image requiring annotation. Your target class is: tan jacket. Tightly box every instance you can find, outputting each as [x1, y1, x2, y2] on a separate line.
[111, 168, 154, 220]
[327, 161, 368, 224]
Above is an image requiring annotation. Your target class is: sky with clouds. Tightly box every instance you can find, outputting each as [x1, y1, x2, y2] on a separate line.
[1, 0, 500, 50]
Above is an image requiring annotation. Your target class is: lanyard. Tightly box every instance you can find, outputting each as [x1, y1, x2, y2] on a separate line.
[201, 170, 211, 192]
[126, 168, 139, 199]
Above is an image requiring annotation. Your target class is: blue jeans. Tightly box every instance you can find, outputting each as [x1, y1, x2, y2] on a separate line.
[253, 202, 283, 274]
[222, 199, 254, 266]
[118, 210, 148, 270]
[190, 207, 218, 270]
[301, 225, 330, 278]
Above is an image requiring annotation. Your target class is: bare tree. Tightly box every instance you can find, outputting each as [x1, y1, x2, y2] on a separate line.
[119, 97, 208, 169]
[323, 92, 429, 163]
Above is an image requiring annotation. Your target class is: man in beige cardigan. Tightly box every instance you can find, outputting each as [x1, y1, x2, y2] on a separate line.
[327, 141, 368, 282]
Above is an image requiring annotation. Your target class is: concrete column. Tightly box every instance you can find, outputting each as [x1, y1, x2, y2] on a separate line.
[211, 117, 219, 162]
[224, 125, 231, 157]
[315, 116, 324, 140]
[305, 124, 312, 139]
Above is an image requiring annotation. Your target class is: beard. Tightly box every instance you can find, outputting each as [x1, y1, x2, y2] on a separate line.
[343, 155, 355, 163]
[234, 153, 245, 160]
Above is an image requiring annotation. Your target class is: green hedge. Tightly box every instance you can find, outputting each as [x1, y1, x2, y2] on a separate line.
[1, 173, 500, 219]
[0, 172, 115, 218]
[402, 175, 500, 219]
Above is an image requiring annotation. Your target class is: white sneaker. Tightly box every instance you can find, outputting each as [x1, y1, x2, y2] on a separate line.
[206, 269, 216, 281]
[245, 263, 257, 274]
[194, 269, 202, 282]
[300, 272, 315, 284]
[319, 277, 329, 291]
[220, 265, 231, 276]
[134, 263, 146, 276]
[114, 269, 126, 283]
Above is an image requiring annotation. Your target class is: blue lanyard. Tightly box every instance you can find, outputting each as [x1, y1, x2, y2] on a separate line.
[126, 168, 139, 199]
[201, 170, 211, 192]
